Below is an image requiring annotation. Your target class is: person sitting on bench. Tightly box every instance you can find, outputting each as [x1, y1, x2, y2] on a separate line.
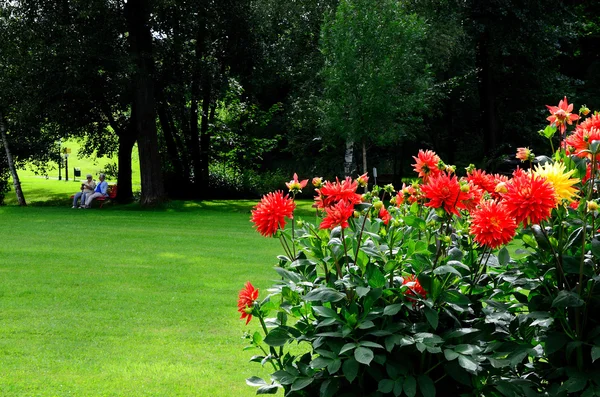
[82, 173, 108, 208]
[72, 174, 96, 208]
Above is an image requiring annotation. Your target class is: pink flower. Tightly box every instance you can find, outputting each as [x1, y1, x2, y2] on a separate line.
[286, 173, 308, 193]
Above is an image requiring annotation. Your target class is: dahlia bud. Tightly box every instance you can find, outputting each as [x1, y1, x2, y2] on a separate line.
[384, 184, 395, 194]
[353, 211, 360, 218]
[459, 183, 470, 193]
[312, 177, 323, 188]
[516, 147, 534, 162]
[495, 182, 508, 194]
[580, 105, 591, 116]
[373, 200, 384, 210]
[356, 173, 369, 188]
[587, 201, 599, 212]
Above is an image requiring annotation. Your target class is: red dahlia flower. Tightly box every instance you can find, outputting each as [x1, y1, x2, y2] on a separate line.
[470, 200, 517, 249]
[316, 177, 362, 208]
[565, 113, 600, 160]
[403, 275, 427, 302]
[546, 96, 579, 134]
[413, 150, 442, 182]
[237, 282, 259, 325]
[502, 173, 556, 226]
[379, 207, 391, 225]
[251, 191, 296, 237]
[319, 200, 355, 230]
[421, 172, 469, 216]
[466, 169, 496, 195]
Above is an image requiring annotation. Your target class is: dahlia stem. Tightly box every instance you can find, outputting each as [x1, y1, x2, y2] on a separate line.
[353, 209, 370, 267]
[258, 315, 283, 370]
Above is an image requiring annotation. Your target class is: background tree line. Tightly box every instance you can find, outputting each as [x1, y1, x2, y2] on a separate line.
[0, 0, 598, 205]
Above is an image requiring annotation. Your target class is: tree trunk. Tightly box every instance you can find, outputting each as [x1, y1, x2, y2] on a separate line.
[0, 113, 26, 206]
[199, 79, 212, 196]
[116, 128, 136, 203]
[344, 139, 354, 176]
[361, 140, 367, 175]
[125, 0, 165, 206]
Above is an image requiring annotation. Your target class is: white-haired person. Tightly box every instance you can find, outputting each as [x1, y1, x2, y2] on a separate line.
[82, 173, 108, 208]
[72, 174, 96, 208]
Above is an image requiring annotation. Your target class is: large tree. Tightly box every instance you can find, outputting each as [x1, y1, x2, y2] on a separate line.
[320, 0, 431, 176]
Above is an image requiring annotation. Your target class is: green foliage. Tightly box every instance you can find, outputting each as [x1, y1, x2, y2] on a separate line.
[320, 0, 431, 154]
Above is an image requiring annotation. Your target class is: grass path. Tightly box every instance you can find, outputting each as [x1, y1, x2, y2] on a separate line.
[0, 203, 284, 396]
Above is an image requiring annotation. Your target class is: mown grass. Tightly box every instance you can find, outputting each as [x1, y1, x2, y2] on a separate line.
[0, 200, 296, 396]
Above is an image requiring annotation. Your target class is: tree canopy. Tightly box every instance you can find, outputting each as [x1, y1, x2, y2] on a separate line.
[0, 0, 598, 204]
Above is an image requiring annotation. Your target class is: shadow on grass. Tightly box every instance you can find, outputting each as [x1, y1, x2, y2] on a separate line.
[7, 188, 318, 218]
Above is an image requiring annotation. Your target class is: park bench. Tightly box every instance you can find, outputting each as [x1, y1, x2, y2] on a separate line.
[70, 184, 118, 209]
[93, 184, 118, 208]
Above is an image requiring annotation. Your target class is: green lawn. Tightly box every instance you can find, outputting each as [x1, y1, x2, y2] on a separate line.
[0, 201, 287, 396]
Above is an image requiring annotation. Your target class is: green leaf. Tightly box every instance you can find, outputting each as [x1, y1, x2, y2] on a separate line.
[442, 290, 470, 306]
[313, 306, 340, 319]
[273, 267, 302, 283]
[404, 215, 426, 230]
[404, 375, 417, 397]
[521, 234, 538, 249]
[592, 346, 600, 363]
[551, 290, 584, 308]
[246, 376, 268, 387]
[592, 239, 600, 259]
[433, 265, 462, 277]
[304, 287, 346, 303]
[291, 377, 313, 392]
[457, 355, 478, 373]
[271, 370, 296, 385]
[378, 379, 395, 394]
[559, 376, 587, 394]
[342, 358, 359, 383]
[354, 347, 374, 365]
[393, 379, 403, 397]
[498, 247, 510, 266]
[264, 327, 291, 347]
[445, 328, 479, 338]
[368, 267, 387, 289]
[256, 385, 279, 394]
[418, 375, 436, 397]
[424, 307, 439, 330]
[454, 344, 482, 355]
[444, 349, 459, 361]
[384, 303, 403, 316]
[541, 124, 557, 139]
[340, 343, 356, 355]
[356, 286, 371, 297]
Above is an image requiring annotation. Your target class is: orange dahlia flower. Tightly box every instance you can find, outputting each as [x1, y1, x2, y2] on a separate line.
[470, 200, 517, 249]
[237, 282, 259, 325]
[412, 150, 442, 182]
[546, 96, 579, 134]
[565, 113, 600, 160]
[251, 191, 296, 237]
[502, 173, 556, 226]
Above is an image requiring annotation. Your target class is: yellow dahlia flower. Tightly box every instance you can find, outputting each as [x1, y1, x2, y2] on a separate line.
[533, 162, 580, 204]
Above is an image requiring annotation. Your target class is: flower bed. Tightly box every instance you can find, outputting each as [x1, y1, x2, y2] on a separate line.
[238, 99, 600, 397]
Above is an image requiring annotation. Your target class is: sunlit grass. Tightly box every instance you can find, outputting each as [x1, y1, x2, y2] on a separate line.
[0, 202, 285, 396]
